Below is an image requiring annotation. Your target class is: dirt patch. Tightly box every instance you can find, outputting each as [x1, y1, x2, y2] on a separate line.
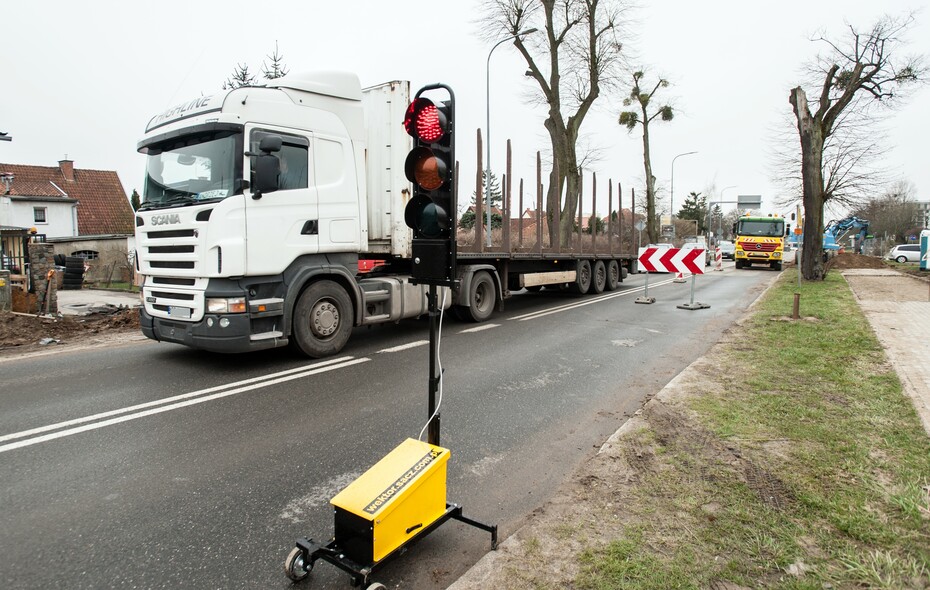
[825, 252, 887, 271]
[0, 307, 140, 356]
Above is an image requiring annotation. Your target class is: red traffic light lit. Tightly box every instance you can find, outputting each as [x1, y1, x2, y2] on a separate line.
[405, 146, 448, 191]
[404, 98, 448, 143]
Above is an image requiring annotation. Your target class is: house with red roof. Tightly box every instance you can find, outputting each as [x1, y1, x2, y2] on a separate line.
[0, 159, 135, 283]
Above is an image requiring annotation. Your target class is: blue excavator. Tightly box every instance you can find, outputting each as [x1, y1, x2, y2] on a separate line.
[822, 216, 870, 254]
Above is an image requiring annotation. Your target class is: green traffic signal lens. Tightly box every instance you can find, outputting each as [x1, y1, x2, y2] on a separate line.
[418, 202, 448, 238]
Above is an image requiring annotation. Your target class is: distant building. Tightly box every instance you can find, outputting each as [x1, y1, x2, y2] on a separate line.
[0, 159, 135, 283]
[914, 200, 929, 227]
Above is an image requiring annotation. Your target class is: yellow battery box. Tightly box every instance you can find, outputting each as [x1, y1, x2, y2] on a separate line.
[330, 438, 450, 564]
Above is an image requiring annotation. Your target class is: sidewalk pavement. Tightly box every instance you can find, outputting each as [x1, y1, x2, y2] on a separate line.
[448, 267, 930, 589]
[55, 288, 140, 316]
[842, 268, 930, 434]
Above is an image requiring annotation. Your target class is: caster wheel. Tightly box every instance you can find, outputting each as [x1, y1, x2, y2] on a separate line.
[284, 547, 311, 582]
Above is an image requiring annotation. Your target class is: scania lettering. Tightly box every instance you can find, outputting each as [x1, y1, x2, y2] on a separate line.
[134, 71, 637, 357]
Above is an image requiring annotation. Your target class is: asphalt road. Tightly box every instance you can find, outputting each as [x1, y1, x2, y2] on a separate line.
[0, 263, 773, 589]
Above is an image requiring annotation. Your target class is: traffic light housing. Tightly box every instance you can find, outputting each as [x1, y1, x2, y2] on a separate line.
[403, 85, 456, 285]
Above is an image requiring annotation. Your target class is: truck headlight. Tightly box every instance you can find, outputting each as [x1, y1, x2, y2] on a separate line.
[207, 297, 247, 313]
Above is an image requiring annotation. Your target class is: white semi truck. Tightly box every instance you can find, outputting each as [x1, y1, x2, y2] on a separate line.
[134, 71, 636, 357]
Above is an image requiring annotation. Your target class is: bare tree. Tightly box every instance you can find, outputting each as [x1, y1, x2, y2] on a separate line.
[262, 41, 290, 80]
[618, 69, 674, 243]
[788, 13, 924, 280]
[223, 63, 256, 90]
[852, 179, 920, 244]
[479, 0, 627, 247]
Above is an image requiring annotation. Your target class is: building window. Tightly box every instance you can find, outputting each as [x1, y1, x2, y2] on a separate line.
[71, 250, 99, 260]
[34, 207, 47, 223]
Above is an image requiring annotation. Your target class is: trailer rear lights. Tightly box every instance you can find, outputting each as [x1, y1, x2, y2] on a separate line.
[206, 297, 246, 313]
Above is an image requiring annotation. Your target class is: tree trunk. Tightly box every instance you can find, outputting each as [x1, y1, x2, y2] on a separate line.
[641, 118, 657, 244]
[789, 87, 826, 280]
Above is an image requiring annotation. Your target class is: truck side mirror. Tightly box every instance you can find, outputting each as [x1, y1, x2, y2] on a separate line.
[253, 154, 280, 197]
[248, 135, 283, 200]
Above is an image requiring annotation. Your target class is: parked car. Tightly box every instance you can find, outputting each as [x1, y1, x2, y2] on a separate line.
[717, 240, 735, 260]
[886, 244, 921, 263]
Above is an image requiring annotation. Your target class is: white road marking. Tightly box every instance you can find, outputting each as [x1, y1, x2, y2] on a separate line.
[513, 278, 679, 321]
[377, 340, 429, 353]
[459, 324, 500, 333]
[0, 357, 370, 454]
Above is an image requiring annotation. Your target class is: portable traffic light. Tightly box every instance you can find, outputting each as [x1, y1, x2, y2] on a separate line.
[403, 85, 456, 285]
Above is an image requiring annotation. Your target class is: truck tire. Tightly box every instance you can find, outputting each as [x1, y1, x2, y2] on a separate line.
[772, 261, 783, 271]
[455, 271, 495, 322]
[290, 280, 353, 358]
[571, 260, 592, 295]
[591, 260, 606, 294]
[605, 260, 620, 291]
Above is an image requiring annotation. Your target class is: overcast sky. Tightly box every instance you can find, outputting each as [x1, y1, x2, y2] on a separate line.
[1, 0, 927, 221]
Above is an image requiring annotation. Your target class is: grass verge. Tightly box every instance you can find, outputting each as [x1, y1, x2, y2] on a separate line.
[576, 271, 930, 589]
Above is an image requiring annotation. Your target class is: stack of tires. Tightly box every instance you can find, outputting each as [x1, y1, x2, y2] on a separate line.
[57, 255, 85, 290]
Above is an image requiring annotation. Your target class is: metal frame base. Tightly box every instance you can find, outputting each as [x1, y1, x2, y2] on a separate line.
[291, 502, 497, 587]
[676, 302, 710, 310]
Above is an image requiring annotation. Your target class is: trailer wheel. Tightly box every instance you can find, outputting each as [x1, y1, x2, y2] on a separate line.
[457, 271, 495, 322]
[291, 280, 353, 358]
[284, 547, 311, 582]
[605, 260, 620, 291]
[591, 260, 606, 294]
[571, 260, 592, 294]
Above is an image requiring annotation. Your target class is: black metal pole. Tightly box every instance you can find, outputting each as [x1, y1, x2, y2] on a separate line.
[427, 284, 441, 446]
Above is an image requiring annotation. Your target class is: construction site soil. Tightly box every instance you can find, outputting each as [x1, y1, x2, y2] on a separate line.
[0, 306, 140, 357]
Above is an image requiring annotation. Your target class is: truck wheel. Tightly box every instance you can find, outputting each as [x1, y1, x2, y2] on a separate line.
[591, 260, 606, 294]
[735, 259, 743, 269]
[571, 260, 592, 295]
[772, 261, 783, 271]
[605, 260, 620, 291]
[291, 280, 353, 358]
[456, 271, 495, 322]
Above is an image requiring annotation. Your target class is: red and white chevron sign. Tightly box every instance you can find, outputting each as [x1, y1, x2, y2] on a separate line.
[638, 247, 705, 274]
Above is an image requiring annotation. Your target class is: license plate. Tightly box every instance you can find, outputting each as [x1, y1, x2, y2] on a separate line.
[168, 306, 191, 319]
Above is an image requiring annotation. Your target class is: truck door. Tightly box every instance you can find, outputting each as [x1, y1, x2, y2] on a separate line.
[245, 127, 318, 275]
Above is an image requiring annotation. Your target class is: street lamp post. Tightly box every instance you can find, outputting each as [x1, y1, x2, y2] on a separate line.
[486, 28, 537, 247]
[717, 184, 738, 234]
[670, 151, 697, 236]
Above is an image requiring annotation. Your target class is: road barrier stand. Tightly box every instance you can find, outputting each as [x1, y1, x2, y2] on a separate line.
[635, 269, 656, 304]
[674, 272, 687, 283]
[677, 272, 710, 311]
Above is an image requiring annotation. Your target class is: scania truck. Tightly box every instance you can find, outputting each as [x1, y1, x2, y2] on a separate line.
[134, 71, 636, 357]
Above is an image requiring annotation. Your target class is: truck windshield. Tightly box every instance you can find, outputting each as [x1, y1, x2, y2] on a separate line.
[140, 130, 242, 209]
[737, 220, 784, 237]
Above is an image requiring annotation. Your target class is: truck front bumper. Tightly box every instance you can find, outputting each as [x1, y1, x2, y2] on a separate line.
[140, 309, 284, 353]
